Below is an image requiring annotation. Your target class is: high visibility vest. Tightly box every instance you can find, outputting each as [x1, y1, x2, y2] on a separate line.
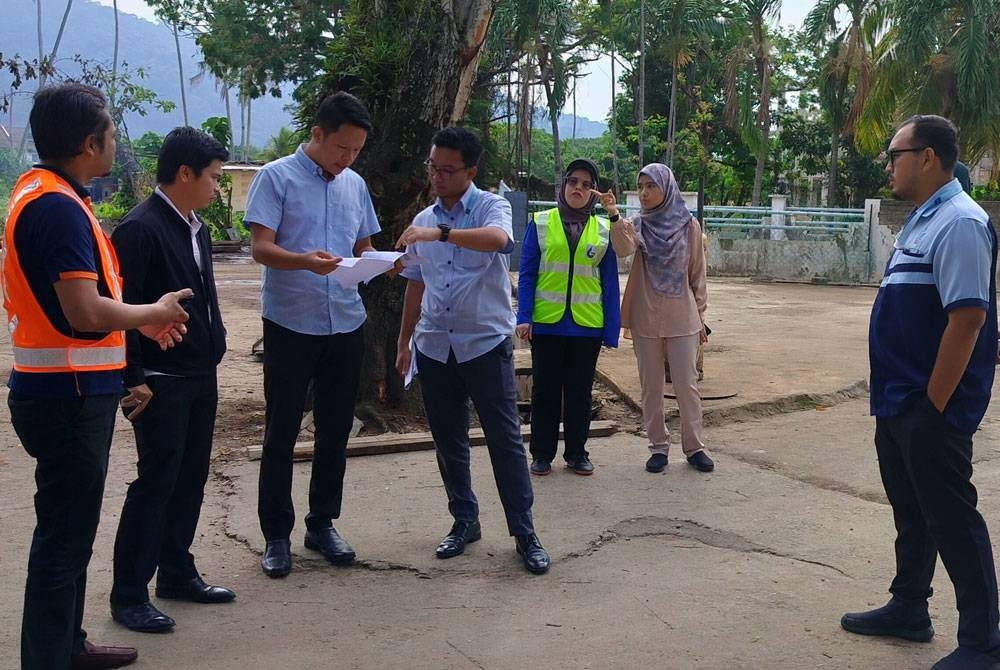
[2, 168, 126, 373]
[532, 208, 609, 328]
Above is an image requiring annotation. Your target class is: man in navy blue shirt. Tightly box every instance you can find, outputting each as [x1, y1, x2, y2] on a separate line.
[842, 115, 1000, 670]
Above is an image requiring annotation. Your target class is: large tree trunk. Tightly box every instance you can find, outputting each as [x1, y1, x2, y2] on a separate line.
[314, 0, 497, 413]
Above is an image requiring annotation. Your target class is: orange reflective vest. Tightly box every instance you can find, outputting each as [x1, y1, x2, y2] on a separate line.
[2, 168, 126, 373]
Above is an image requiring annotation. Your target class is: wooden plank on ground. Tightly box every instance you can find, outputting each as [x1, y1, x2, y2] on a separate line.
[246, 420, 618, 461]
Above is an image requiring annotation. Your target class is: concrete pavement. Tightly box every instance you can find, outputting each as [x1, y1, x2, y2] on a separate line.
[4, 272, 1000, 670]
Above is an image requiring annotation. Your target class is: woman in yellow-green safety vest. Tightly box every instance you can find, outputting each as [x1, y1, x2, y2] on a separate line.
[516, 158, 621, 477]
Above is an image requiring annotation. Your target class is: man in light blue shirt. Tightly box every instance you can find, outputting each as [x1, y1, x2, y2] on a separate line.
[245, 92, 380, 578]
[395, 127, 549, 574]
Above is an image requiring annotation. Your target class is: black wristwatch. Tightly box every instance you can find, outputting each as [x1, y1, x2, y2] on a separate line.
[437, 223, 451, 242]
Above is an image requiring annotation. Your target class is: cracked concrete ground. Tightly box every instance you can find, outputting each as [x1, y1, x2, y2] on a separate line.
[2, 266, 1000, 670]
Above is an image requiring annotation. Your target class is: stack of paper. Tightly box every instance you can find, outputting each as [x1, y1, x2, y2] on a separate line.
[331, 250, 422, 289]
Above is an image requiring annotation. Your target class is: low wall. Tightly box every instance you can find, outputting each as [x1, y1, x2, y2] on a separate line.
[701, 199, 1000, 285]
[706, 226, 870, 283]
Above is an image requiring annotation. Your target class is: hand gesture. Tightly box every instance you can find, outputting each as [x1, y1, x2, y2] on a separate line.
[395, 225, 440, 249]
[304, 250, 342, 275]
[139, 288, 193, 350]
[590, 189, 619, 217]
[515, 323, 532, 341]
[121, 383, 153, 421]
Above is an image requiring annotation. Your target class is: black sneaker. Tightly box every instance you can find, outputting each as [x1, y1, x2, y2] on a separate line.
[567, 458, 595, 476]
[841, 598, 934, 642]
[686, 450, 715, 472]
[645, 453, 668, 473]
[530, 459, 552, 476]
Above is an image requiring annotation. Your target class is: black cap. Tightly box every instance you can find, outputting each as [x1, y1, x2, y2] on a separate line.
[564, 158, 599, 185]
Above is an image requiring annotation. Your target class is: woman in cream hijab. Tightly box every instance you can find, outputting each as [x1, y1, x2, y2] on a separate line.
[598, 163, 714, 474]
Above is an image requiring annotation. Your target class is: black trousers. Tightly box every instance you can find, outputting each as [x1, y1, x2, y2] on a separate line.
[258, 319, 364, 541]
[10, 391, 119, 670]
[876, 397, 1000, 652]
[528, 333, 602, 463]
[110, 373, 218, 606]
[416, 339, 535, 536]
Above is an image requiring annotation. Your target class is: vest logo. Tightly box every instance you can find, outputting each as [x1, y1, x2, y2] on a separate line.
[586, 244, 597, 258]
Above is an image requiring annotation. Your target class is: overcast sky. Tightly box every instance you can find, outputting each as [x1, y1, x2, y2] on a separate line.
[92, 0, 820, 122]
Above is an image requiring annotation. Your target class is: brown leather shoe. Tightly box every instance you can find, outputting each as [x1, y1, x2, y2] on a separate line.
[70, 640, 138, 669]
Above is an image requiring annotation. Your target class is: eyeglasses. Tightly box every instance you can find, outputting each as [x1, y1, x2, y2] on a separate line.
[566, 176, 595, 190]
[424, 159, 468, 176]
[885, 146, 928, 166]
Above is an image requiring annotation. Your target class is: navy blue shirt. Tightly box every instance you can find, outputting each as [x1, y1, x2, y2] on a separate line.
[869, 179, 998, 433]
[7, 166, 124, 397]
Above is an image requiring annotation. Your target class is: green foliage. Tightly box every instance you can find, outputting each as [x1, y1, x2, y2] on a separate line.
[0, 148, 31, 210]
[198, 118, 235, 239]
[147, 0, 346, 103]
[259, 127, 306, 162]
[201, 117, 232, 149]
[74, 57, 176, 127]
[972, 183, 1000, 202]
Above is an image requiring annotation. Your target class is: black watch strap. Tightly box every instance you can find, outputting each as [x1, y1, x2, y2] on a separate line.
[437, 223, 451, 242]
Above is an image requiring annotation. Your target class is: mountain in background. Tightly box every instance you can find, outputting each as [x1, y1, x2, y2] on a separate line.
[533, 111, 607, 139]
[2, 0, 608, 147]
[1, 0, 294, 146]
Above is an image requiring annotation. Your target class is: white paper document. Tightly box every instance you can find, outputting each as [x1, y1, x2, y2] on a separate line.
[404, 336, 418, 390]
[330, 251, 423, 289]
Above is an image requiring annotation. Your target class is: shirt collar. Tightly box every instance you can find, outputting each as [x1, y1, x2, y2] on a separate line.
[154, 186, 202, 231]
[294, 144, 334, 181]
[912, 178, 963, 221]
[434, 182, 479, 216]
[34, 164, 90, 198]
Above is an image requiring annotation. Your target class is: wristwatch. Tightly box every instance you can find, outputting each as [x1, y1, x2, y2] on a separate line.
[437, 223, 451, 242]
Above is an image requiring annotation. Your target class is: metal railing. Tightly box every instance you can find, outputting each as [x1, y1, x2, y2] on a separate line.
[526, 201, 865, 239]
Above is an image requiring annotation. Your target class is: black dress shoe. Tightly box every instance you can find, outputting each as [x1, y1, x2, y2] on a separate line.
[435, 520, 482, 559]
[70, 640, 138, 669]
[110, 601, 175, 633]
[514, 533, 550, 574]
[156, 576, 236, 603]
[304, 526, 356, 564]
[261, 538, 292, 578]
[841, 597, 934, 642]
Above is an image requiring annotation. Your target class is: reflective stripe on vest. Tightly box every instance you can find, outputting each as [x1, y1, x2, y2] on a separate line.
[532, 208, 609, 328]
[3, 168, 126, 373]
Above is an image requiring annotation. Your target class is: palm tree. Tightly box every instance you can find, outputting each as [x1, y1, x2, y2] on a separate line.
[856, 0, 1000, 167]
[491, 0, 593, 189]
[20, 0, 74, 157]
[658, 0, 726, 168]
[262, 127, 304, 162]
[724, 0, 780, 206]
[804, 0, 887, 206]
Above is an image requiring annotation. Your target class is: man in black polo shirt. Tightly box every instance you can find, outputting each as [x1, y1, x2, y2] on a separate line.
[108, 127, 233, 632]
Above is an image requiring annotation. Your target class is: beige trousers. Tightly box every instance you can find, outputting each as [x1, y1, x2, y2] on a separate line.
[632, 333, 706, 457]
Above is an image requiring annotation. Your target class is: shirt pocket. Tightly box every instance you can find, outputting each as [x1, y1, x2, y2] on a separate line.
[454, 247, 491, 269]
